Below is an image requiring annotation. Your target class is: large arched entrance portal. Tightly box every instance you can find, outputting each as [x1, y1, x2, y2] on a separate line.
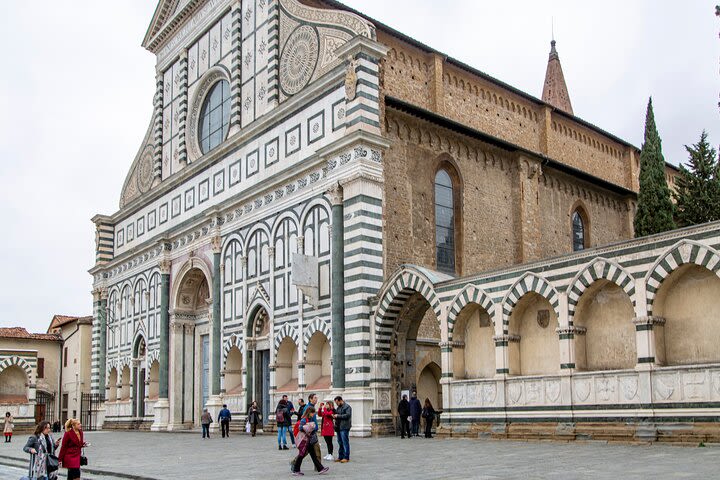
[374, 267, 449, 434]
[246, 305, 271, 426]
[390, 293, 442, 416]
[170, 265, 211, 428]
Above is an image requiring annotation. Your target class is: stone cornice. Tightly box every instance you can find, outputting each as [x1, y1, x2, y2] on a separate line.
[632, 316, 666, 326]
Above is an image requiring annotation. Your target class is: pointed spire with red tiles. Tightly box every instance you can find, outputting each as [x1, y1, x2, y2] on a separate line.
[542, 39, 574, 115]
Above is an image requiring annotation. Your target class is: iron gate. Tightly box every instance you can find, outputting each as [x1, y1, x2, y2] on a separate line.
[35, 391, 55, 424]
[80, 393, 104, 431]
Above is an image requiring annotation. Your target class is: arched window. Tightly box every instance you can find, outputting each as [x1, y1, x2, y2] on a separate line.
[572, 209, 586, 251]
[435, 169, 455, 273]
[198, 80, 230, 154]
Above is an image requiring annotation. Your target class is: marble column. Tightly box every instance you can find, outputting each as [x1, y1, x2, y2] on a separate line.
[211, 235, 222, 396]
[159, 259, 171, 398]
[97, 288, 108, 396]
[327, 183, 345, 389]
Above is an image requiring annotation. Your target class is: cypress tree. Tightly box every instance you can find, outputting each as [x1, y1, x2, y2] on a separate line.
[673, 131, 720, 226]
[634, 98, 676, 237]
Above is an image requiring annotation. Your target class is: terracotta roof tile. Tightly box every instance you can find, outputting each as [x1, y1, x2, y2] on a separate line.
[0, 327, 62, 341]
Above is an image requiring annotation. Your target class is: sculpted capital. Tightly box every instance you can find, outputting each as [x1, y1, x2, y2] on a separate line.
[159, 259, 171, 275]
[211, 235, 222, 254]
[326, 182, 343, 206]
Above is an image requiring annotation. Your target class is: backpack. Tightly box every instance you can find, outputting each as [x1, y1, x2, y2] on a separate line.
[293, 420, 301, 436]
[276, 408, 285, 424]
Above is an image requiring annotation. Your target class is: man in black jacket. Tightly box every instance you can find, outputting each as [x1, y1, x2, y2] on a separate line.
[397, 394, 410, 439]
[333, 396, 352, 463]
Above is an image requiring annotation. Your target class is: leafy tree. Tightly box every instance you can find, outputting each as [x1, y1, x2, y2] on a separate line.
[673, 131, 720, 226]
[634, 98, 676, 237]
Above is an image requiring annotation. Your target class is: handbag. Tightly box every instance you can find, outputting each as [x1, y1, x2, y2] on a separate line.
[47, 453, 59, 472]
[80, 448, 88, 466]
[245, 421, 251, 433]
[297, 436, 308, 457]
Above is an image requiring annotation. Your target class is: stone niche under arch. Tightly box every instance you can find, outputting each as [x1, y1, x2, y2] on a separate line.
[507, 293, 560, 376]
[653, 264, 720, 366]
[452, 303, 495, 380]
[573, 280, 636, 371]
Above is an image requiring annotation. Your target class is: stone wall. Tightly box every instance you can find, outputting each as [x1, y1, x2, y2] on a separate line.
[378, 31, 638, 192]
[383, 109, 635, 278]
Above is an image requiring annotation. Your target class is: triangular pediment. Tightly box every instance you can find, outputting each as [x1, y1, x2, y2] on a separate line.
[143, 0, 200, 52]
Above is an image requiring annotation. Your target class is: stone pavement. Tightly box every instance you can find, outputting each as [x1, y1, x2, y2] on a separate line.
[0, 430, 717, 479]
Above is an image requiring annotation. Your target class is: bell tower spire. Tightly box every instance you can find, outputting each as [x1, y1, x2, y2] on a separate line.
[542, 37, 574, 115]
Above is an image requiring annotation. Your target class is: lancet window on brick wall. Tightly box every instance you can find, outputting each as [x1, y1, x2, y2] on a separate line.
[572, 208, 587, 251]
[435, 169, 456, 274]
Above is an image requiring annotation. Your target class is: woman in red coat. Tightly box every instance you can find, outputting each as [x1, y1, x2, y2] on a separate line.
[58, 418, 86, 480]
[318, 401, 335, 461]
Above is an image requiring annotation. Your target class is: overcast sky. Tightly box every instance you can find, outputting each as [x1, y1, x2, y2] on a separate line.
[1, 1, 717, 333]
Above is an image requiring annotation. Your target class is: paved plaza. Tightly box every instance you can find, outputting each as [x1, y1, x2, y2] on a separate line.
[0, 430, 717, 479]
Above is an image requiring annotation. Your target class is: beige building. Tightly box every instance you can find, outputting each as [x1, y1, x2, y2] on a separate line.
[0, 328, 62, 431]
[47, 315, 94, 424]
[0, 315, 94, 432]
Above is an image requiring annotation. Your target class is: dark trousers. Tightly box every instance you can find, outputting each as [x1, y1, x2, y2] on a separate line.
[221, 419, 230, 437]
[250, 422, 258, 437]
[323, 435, 333, 455]
[424, 417, 433, 438]
[293, 442, 324, 472]
[202, 424, 210, 438]
[411, 418, 420, 436]
[400, 417, 410, 438]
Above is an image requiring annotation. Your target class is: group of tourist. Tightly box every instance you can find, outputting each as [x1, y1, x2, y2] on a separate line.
[6, 412, 88, 480]
[278, 393, 352, 476]
[195, 393, 353, 475]
[398, 392, 437, 438]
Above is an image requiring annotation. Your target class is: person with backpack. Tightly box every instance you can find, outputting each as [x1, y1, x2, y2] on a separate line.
[275, 398, 291, 450]
[318, 401, 335, 460]
[290, 407, 329, 476]
[218, 404, 232, 438]
[285, 395, 297, 448]
[421, 398, 436, 438]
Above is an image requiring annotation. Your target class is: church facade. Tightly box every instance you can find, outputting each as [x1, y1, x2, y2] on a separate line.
[89, 0, 720, 441]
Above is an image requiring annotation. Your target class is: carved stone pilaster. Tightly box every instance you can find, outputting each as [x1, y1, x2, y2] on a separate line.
[296, 236, 304, 252]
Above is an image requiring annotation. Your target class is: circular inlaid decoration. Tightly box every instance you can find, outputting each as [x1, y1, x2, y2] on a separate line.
[279, 25, 319, 96]
[137, 146, 154, 194]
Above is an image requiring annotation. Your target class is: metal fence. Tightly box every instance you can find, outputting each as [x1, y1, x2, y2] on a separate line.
[80, 393, 104, 431]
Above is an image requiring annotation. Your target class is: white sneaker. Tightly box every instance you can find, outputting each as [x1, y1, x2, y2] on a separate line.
[323, 454, 333, 461]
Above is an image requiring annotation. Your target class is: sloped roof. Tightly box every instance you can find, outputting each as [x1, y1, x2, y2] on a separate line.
[47, 315, 93, 333]
[0, 327, 61, 342]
